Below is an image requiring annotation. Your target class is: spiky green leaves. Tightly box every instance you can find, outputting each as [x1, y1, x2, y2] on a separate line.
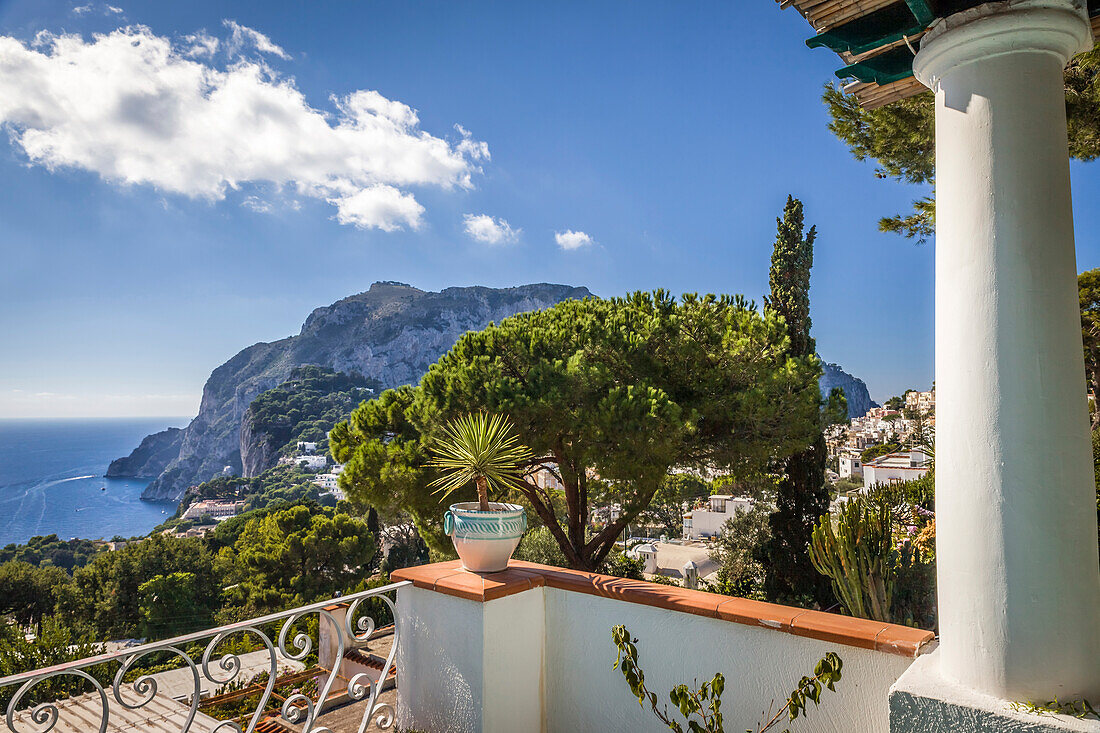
[428, 412, 532, 508]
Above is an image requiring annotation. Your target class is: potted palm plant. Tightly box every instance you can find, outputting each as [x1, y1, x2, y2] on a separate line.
[429, 412, 531, 573]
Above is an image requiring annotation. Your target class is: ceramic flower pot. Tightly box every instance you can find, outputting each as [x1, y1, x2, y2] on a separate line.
[444, 502, 527, 573]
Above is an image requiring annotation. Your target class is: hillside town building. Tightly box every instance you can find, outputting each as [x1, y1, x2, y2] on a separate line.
[905, 388, 936, 414]
[862, 448, 933, 489]
[838, 450, 863, 479]
[280, 454, 327, 471]
[682, 494, 753, 540]
[181, 499, 246, 521]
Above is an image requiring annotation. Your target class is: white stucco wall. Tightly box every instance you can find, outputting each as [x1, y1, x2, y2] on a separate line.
[687, 497, 753, 539]
[838, 455, 862, 479]
[543, 589, 914, 733]
[396, 585, 546, 733]
[397, 583, 918, 732]
[482, 587, 545, 732]
[862, 465, 929, 488]
[396, 586, 484, 732]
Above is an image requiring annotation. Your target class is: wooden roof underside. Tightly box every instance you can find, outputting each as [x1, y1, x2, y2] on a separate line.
[778, 0, 1100, 109]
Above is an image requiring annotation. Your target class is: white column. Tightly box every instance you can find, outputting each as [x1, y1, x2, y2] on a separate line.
[914, 0, 1100, 701]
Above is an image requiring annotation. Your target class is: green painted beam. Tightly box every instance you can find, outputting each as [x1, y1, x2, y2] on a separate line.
[806, 0, 934, 57]
[835, 45, 916, 86]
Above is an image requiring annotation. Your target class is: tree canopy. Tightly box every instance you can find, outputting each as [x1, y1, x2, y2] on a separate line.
[0, 534, 101, 571]
[216, 504, 375, 618]
[0, 562, 70, 629]
[709, 503, 772, 599]
[334, 291, 822, 571]
[758, 197, 832, 606]
[58, 533, 219, 639]
[1080, 268, 1100, 427]
[823, 47, 1100, 240]
[0, 498, 381, 645]
[245, 365, 377, 457]
[331, 386, 463, 556]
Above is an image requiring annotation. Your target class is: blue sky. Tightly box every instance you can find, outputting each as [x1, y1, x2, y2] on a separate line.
[2, 0, 1099, 417]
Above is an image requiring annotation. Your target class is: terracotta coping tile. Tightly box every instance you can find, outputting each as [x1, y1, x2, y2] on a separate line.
[394, 561, 933, 657]
[537, 569, 724, 619]
[391, 560, 463, 590]
[788, 608, 889, 651]
[874, 622, 936, 656]
[392, 562, 544, 602]
[716, 597, 802, 631]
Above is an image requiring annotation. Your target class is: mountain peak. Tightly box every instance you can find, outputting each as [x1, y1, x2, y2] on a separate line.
[118, 283, 591, 501]
[369, 280, 418, 291]
[820, 362, 878, 418]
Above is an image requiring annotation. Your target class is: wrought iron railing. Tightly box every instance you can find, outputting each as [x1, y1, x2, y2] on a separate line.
[0, 580, 410, 733]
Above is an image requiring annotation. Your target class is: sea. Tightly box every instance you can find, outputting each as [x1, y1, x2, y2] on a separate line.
[0, 418, 189, 547]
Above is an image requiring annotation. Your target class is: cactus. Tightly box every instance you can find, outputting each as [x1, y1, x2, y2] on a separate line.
[809, 498, 895, 622]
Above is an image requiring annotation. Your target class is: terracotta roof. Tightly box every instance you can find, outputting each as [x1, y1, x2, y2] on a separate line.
[393, 560, 935, 658]
[255, 718, 292, 733]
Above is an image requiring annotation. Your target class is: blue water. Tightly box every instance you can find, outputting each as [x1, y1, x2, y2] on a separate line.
[0, 418, 188, 546]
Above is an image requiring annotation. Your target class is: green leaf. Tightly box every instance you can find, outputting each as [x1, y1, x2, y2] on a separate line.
[428, 412, 532, 501]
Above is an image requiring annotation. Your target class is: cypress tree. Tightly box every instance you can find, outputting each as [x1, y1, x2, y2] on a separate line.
[759, 196, 832, 606]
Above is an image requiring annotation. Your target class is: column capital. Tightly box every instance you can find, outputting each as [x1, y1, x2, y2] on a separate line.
[914, 0, 1092, 90]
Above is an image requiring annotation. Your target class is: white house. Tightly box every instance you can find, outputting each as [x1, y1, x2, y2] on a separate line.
[297, 441, 318, 454]
[626, 543, 659, 574]
[293, 454, 327, 471]
[862, 448, 932, 489]
[838, 450, 863, 479]
[682, 494, 753, 540]
[312, 473, 340, 491]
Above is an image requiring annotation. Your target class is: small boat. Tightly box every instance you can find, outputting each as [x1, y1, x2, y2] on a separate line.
[161, 510, 167, 514]
[100, 487, 106, 491]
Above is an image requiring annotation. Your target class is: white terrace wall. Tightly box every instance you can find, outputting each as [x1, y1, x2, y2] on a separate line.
[545, 588, 914, 733]
[396, 582, 918, 733]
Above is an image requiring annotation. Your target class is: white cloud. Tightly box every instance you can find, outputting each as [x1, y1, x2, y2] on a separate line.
[463, 214, 519, 245]
[72, 3, 123, 16]
[223, 19, 289, 60]
[331, 185, 425, 232]
[0, 25, 489, 231]
[182, 31, 218, 59]
[555, 229, 594, 250]
[242, 195, 272, 214]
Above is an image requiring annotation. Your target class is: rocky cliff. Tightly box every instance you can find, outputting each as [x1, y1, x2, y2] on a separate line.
[239, 411, 282, 479]
[819, 362, 878, 418]
[129, 282, 592, 501]
[106, 427, 183, 478]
